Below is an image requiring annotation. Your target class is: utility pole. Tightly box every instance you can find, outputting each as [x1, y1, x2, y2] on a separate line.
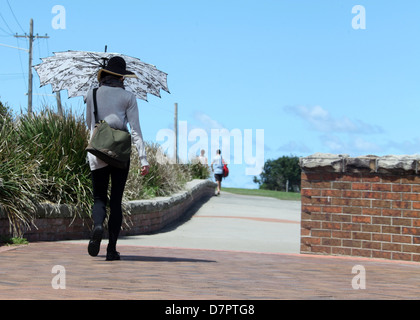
[174, 103, 178, 164]
[56, 92, 63, 116]
[14, 19, 49, 114]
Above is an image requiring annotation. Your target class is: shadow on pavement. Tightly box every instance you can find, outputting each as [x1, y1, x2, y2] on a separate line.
[97, 254, 216, 263]
[147, 194, 215, 235]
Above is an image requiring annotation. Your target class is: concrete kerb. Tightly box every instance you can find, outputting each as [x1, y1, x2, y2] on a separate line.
[0, 179, 217, 242]
[125, 179, 215, 215]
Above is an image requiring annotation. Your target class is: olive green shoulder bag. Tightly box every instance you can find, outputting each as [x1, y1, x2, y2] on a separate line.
[86, 88, 131, 169]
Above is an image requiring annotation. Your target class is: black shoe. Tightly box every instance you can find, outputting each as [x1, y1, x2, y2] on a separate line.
[88, 225, 103, 257]
[106, 251, 120, 261]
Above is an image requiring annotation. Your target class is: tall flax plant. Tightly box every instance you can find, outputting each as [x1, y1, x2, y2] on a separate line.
[0, 115, 44, 237]
[17, 109, 93, 219]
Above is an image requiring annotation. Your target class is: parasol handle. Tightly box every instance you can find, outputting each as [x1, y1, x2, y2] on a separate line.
[100, 45, 108, 68]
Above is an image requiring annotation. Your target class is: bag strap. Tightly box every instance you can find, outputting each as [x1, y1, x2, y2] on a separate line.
[92, 88, 99, 123]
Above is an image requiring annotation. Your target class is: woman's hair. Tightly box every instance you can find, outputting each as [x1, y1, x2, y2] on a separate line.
[217, 149, 221, 155]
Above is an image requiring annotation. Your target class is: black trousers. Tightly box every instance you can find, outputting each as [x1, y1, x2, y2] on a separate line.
[91, 163, 129, 252]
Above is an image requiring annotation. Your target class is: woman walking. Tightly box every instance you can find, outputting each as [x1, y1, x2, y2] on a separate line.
[85, 56, 149, 261]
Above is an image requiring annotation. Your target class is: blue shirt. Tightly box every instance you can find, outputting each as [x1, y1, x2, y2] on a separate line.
[212, 155, 224, 175]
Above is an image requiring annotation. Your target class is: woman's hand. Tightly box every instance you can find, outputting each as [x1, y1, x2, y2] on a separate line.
[141, 165, 150, 176]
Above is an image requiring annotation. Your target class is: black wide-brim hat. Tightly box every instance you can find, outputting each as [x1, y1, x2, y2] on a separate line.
[97, 56, 137, 81]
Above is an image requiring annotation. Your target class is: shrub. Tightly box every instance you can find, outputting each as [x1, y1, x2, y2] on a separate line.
[188, 158, 211, 180]
[124, 144, 211, 200]
[0, 114, 44, 237]
[0, 103, 210, 236]
[126, 143, 189, 200]
[16, 109, 93, 217]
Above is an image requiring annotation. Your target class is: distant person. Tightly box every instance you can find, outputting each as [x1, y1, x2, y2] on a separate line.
[198, 149, 208, 167]
[211, 149, 226, 196]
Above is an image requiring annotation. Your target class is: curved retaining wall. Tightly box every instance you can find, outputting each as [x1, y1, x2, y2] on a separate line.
[300, 153, 420, 262]
[0, 179, 216, 242]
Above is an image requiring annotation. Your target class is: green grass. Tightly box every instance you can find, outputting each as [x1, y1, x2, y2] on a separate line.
[222, 187, 301, 201]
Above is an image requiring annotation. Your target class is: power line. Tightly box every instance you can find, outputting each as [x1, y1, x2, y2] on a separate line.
[6, 0, 25, 34]
[15, 36, 27, 90]
[46, 37, 50, 55]
[0, 41, 27, 51]
[0, 11, 14, 35]
[0, 24, 11, 36]
[14, 19, 49, 114]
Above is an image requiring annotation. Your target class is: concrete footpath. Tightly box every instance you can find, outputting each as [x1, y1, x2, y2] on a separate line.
[0, 191, 419, 300]
[117, 190, 301, 253]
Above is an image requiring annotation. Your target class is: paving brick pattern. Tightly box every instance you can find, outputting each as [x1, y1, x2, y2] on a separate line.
[0, 242, 419, 300]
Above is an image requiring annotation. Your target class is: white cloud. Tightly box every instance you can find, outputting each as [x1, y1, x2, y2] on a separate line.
[284, 105, 383, 134]
[322, 135, 345, 152]
[193, 112, 226, 131]
[353, 137, 383, 153]
[319, 134, 383, 156]
[385, 138, 420, 155]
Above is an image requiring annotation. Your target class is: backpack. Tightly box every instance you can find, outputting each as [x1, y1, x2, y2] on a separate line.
[223, 164, 229, 178]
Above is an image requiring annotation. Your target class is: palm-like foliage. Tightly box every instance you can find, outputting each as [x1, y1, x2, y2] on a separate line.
[0, 115, 44, 237]
[17, 109, 92, 213]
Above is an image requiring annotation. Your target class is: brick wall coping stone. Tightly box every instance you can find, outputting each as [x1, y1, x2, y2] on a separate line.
[300, 153, 420, 174]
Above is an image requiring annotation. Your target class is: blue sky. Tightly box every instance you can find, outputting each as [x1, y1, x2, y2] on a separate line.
[1, 0, 420, 189]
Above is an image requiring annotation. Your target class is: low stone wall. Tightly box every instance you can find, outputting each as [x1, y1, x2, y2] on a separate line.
[300, 153, 420, 262]
[0, 179, 216, 242]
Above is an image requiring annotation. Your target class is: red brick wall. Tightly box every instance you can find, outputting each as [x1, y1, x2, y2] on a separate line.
[301, 171, 420, 262]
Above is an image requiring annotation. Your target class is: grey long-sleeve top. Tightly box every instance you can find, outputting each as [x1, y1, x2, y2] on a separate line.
[85, 86, 149, 171]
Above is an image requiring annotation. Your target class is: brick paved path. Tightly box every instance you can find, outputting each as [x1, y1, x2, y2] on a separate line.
[0, 242, 419, 300]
